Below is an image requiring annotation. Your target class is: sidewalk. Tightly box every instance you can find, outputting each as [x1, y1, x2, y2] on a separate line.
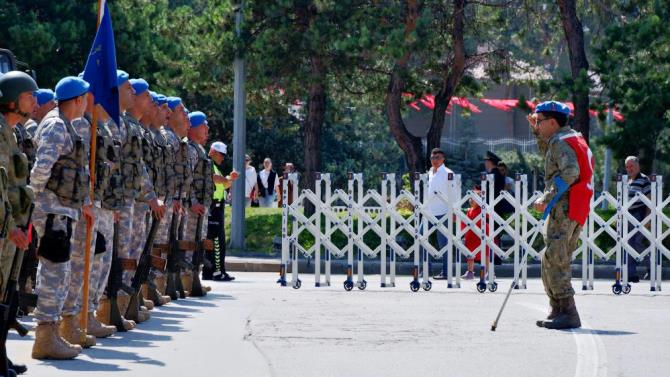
[226, 255, 670, 279]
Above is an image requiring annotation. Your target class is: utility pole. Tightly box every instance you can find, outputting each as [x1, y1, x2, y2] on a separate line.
[601, 105, 613, 209]
[230, 2, 246, 250]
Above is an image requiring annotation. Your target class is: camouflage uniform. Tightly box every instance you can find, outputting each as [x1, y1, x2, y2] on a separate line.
[32, 108, 88, 322]
[90, 117, 122, 309]
[535, 125, 581, 301]
[119, 114, 156, 288]
[0, 113, 34, 298]
[23, 118, 39, 139]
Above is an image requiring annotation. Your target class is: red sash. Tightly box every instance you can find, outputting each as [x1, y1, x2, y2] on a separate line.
[560, 132, 594, 225]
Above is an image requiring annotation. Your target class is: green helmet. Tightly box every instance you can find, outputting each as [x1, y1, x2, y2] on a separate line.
[0, 71, 38, 105]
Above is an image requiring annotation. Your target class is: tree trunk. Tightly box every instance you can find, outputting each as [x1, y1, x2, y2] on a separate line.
[426, 0, 466, 163]
[557, 0, 590, 142]
[386, 69, 423, 173]
[303, 56, 326, 215]
[385, 0, 424, 174]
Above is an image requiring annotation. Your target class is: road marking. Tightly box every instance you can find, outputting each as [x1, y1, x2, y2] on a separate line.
[520, 302, 608, 377]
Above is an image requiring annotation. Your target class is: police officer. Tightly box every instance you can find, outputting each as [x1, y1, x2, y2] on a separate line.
[205, 141, 238, 281]
[528, 101, 594, 330]
[31, 76, 92, 359]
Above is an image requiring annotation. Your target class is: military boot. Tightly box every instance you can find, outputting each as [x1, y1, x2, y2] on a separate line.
[87, 312, 116, 338]
[543, 297, 581, 330]
[536, 297, 561, 327]
[59, 314, 96, 348]
[143, 298, 155, 310]
[32, 322, 81, 360]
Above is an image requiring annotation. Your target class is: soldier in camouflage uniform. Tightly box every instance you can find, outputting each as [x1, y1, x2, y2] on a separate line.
[116, 71, 165, 323]
[62, 89, 117, 343]
[0, 72, 36, 372]
[529, 101, 593, 330]
[144, 91, 173, 305]
[184, 111, 213, 295]
[30, 76, 92, 360]
[24, 88, 56, 138]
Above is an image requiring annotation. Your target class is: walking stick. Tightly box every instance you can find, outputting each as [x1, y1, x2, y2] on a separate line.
[491, 177, 569, 332]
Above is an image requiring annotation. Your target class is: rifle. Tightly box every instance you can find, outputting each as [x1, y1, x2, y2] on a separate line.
[106, 222, 130, 332]
[125, 215, 163, 322]
[1, 204, 33, 377]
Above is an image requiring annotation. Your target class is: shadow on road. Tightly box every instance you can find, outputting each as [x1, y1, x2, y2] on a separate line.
[567, 328, 637, 336]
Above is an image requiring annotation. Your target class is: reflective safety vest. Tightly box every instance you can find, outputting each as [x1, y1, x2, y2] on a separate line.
[213, 164, 225, 201]
[560, 132, 594, 226]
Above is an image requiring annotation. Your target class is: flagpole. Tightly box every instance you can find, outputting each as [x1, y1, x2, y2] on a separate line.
[79, 0, 104, 339]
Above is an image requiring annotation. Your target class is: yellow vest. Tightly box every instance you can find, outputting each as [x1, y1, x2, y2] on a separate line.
[213, 164, 226, 200]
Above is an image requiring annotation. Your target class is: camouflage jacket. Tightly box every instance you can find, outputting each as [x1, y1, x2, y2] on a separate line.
[31, 108, 89, 220]
[533, 125, 580, 206]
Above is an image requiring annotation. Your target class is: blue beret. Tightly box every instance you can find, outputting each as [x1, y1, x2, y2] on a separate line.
[535, 101, 570, 116]
[156, 94, 168, 105]
[167, 96, 182, 110]
[188, 111, 208, 128]
[116, 70, 129, 86]
[34, 89, 56, 106]
[129, 78, 149, 95]
[149, 91, 158, 103]
[55, 76, 90, 101]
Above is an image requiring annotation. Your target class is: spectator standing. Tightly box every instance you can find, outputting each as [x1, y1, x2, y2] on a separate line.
[425, 148, 459, 280]
[257, 158, 280, 208]
[624, 156, 651, 282]
[461, 186, 490, 280]
[498, 161, 515, 195]
[277, 163, 297, 207]
[244, 154, 257, 207]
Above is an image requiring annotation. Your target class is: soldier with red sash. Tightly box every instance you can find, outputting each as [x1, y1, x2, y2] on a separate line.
[528, 101, 594, 330]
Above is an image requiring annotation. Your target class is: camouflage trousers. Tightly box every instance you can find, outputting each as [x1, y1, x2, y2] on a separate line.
[152, 204, 173, 280]
[541, 205, 582, 301]
[0, 238, 16, 299]
[128, 202, 150, 282]
[33, 212, 77, 323]
[181, 208, 208, 277]
[89, 207, 115, 311]
[118, 201, 135, 290]
[61, 207, 98, 316]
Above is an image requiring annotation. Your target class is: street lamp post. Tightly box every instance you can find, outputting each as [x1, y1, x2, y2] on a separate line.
[230, 2, 246, 250]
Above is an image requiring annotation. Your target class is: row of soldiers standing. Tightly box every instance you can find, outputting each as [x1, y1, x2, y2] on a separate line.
[0, 68, 234, 368]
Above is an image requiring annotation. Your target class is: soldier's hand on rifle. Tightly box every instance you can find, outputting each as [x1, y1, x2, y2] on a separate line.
[173, 200, 182, 213]
[149, 198, 167, 220]
[191, 203, 206, 216]
[533, 199, 547, 213]
[8, 228, 29, 250]
[83, 204, 95, 222]
[114, 210, 120, 223]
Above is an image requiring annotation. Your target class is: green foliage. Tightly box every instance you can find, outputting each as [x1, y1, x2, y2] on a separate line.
[593, 1, 670, 174]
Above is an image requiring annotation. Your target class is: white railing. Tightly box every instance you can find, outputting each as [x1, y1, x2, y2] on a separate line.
[278, 172, 667, 294]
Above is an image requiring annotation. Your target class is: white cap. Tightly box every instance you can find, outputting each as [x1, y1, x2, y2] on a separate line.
[210, 141, 227, 155]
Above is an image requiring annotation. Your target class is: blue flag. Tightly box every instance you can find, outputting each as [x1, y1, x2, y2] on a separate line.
[83, 2, 119, 126]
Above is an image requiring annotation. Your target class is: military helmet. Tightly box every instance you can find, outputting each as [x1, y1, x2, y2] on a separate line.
[0, 71, 38, 105]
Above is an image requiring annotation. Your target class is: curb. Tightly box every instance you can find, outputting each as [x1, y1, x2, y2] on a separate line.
[226, 256, 670, 279]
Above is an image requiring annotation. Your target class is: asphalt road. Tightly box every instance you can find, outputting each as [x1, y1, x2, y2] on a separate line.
[7, 272, 669, 377]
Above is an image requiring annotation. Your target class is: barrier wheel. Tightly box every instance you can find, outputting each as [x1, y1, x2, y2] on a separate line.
[476, 282, 487, 293]
[410, 281, 420, 292]
[611, 283, 622, 295]
[357, 280, 367, 290]
[343, 280, 354, 291]
[422, 281, 432, 291]
[292, 279, 302, 289]
[488, 282, 498, 293]
[623, 284, 632, 294]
